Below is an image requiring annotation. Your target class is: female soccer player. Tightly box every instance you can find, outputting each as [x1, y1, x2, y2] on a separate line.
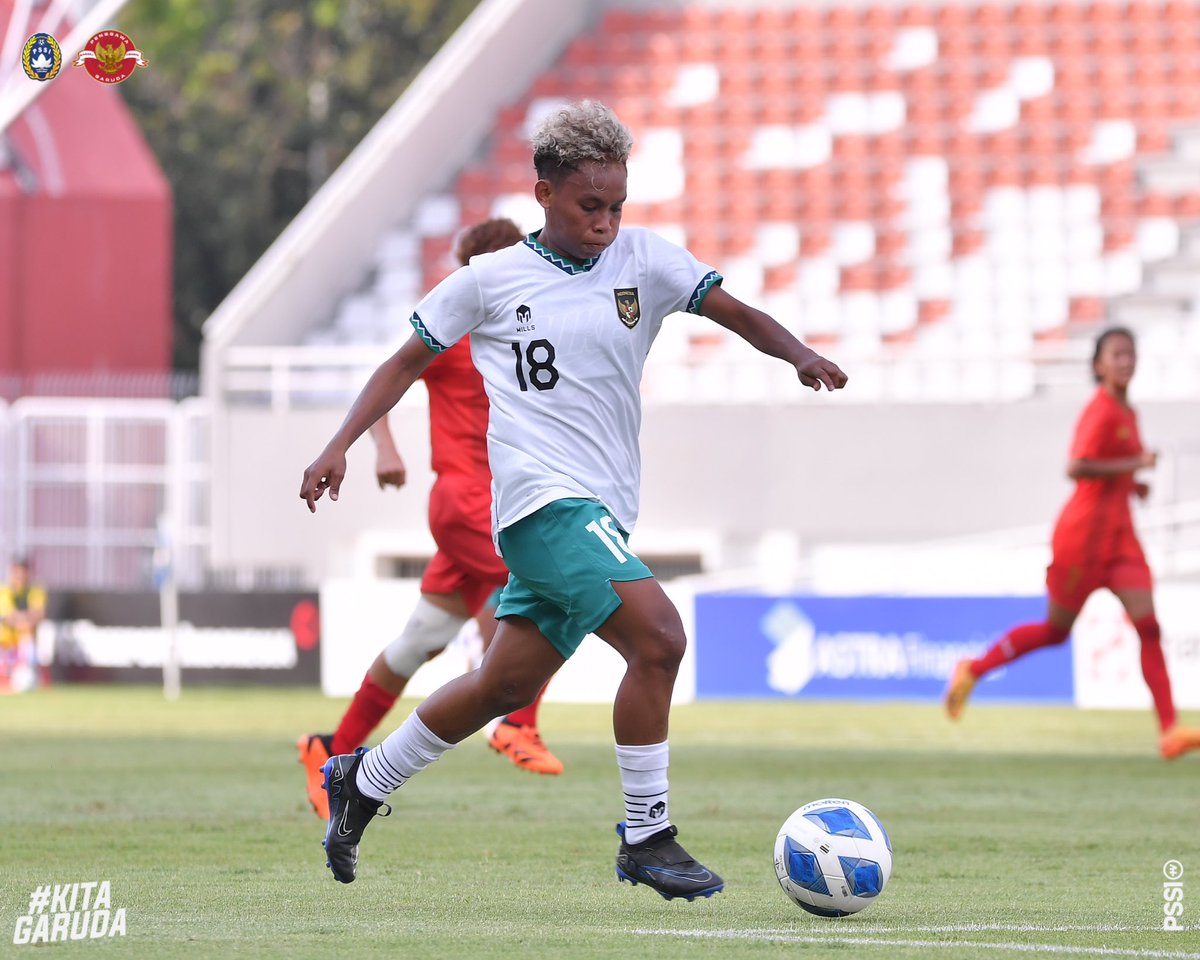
[944, 327, 1200, 760]
[297, 219, 563, 821]
[299, 100, 847, 898]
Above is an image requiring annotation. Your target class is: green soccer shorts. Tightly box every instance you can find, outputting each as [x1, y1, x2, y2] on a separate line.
[495, 498, 654, 658]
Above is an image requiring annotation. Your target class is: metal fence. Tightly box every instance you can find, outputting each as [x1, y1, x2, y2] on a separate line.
[3, 397, 210, 590]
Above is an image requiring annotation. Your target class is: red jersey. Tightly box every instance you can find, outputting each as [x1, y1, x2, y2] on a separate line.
[419, 340, 490, 480]
[1052, 387, 1142, 556]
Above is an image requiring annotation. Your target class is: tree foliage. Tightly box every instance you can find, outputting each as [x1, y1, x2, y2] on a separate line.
[119, 0, 480, 369]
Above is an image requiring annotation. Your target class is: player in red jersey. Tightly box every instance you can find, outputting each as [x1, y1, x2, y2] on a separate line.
[945, 327, 1200, 759]
[298, 219, 563, 818]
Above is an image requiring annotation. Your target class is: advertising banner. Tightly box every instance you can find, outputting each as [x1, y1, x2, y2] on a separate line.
[48, 591, 320, 685]
[695, 593, 1073, 703]
[1071, 584, 1200, 710]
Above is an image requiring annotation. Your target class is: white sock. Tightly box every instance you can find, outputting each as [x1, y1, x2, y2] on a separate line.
[356, 710, 455, 801]
[616, 741, 671, 844]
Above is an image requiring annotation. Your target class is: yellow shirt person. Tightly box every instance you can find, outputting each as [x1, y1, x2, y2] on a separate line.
[0, 558, 45, 693]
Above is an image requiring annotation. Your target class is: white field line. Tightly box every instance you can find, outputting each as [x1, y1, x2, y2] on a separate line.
[634, 929, 1200, 959]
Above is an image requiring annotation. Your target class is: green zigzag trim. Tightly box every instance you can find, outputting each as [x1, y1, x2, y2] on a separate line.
[410, 312, 447, 353]
[687, 271, 723, 314]
[523, 233, 600, 275]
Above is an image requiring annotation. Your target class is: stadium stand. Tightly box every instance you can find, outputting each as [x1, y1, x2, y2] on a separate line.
[192, 0, 1200, 589]
[2, 0, 1195, 591]
[287, 0, 1200, 403]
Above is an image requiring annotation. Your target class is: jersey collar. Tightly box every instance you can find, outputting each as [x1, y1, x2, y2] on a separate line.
[523, 231, 601, 275]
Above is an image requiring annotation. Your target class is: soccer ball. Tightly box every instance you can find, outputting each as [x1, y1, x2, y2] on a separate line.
[774, 798, 892, 917]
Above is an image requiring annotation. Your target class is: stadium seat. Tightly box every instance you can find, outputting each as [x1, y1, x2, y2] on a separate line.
[313, 0, 1200, 389]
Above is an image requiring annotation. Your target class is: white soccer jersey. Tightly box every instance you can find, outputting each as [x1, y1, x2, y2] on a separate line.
[409, 226, 721, 538]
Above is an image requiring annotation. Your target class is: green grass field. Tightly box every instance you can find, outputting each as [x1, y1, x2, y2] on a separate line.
[2, 687, 1198, 958]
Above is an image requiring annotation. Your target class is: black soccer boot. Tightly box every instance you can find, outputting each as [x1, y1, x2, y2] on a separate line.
[615, 821, 725, 901]
[322, 748, 391, 883]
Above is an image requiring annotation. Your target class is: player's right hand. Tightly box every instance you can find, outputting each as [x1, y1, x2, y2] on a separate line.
[300, 448, 347, 513]
[1140, 450, 1158, 469]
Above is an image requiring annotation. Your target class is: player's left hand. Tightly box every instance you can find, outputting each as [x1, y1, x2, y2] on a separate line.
[796, 355, 848, 392]
[300, 447, 347, 513]
[375, 448, 407, 490]
[1135, 480, 1151, 501]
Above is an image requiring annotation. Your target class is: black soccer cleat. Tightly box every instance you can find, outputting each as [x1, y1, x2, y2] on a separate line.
[321, 748, 390, 883]
[615, 821, 725, 901]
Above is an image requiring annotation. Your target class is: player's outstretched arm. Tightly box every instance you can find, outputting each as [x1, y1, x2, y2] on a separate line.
[368, 417, 408, 490]
[299, 333, 437, 512]
[699, 285, 848, 392]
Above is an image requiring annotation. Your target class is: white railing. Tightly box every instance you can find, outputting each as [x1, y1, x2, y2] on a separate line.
[215, 339, 1118, 409]
[7, 397, 211, 589]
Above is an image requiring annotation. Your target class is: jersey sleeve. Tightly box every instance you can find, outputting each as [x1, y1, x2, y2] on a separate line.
[641, 230, 723, 317]
[408, 265, 485, 353]
[1069, 399, 1114, 460]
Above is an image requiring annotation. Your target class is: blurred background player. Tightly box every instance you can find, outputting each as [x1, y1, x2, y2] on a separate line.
[299, 100, 847, 897]
[945, 327, 1200, 760]
[298, 218, 563, 819]
[0, 556, 46, 694]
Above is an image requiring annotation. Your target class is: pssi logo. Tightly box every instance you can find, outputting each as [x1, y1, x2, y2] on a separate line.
[22, 34, 62, 82]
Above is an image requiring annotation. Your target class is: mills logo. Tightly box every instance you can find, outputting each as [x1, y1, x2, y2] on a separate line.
[73, 30, 148, 84]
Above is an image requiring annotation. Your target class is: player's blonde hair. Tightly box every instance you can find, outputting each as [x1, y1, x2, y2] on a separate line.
[530, 100, 634, 182]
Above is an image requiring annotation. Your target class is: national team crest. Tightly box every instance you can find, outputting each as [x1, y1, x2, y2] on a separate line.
[614, 288, 640, 329]
[22, 33, 62, 82]
[73, 30, 148, 84]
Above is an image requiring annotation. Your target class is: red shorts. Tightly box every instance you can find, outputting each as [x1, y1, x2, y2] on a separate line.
[420, 474, 508, 615]
[1046, 529, 1152, 612]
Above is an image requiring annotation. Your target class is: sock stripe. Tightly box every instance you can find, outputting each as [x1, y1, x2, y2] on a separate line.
[359, 756, 402, 797]
[374, 750, 404, 780]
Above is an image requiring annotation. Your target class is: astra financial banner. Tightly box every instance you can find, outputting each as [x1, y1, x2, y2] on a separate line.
[694, 593, 1073, 703]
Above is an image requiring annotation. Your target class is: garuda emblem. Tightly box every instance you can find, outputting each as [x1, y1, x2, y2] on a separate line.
[614, 288, 640, 329]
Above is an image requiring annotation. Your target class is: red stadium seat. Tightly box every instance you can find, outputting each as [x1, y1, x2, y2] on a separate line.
[918, 300, 952, 324]
[953, 229, 986, 256]
[800, 227, 832, 256]
[762, 262, 798, 292]
[405, 0, 1200, 381]
[1010, 1, 1048, 26]
[972, 2, 1008, 29]
[841, 264, 879, 292]
[1175, 193, 1200, 218]
[1086, 1, 1123, 26]
[935, 3, 971, 30]
[1103, 224, 1135, 252]
[1123, 0, 1159, 25]
[1069, 298, 1106, 323]
[1137, 123, 1173, 155]
[897, 3, 934, 27]
[1048, 1, 1085, 28]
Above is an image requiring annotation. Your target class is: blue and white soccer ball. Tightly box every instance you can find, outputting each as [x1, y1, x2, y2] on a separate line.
[774, 798, 892, 917]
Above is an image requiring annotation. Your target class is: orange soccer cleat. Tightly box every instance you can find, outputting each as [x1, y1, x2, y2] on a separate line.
[297, 733, 334, 818]
[943, 659, 977, 721]
[1159, 725, 1200, 760]
[488, 721, 564, 775]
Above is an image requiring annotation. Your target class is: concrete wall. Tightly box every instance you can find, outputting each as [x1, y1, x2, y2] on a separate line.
[210, 391, 1200, 584]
